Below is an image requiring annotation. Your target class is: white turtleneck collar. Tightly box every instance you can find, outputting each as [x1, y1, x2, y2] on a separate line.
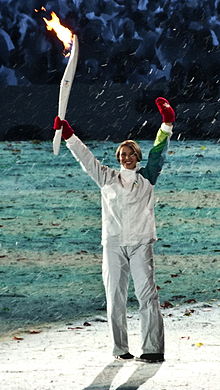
[120, 162, 140, 173]
[120, 163, 140, 186]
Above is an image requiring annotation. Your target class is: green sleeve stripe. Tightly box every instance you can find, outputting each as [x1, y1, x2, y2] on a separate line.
[150, 137, 167, 153]
[154, 128, 169, 146]
[138, 137, 169, 184]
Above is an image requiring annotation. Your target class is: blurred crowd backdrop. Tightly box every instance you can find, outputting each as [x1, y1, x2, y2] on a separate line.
[0, 0, 220, 140]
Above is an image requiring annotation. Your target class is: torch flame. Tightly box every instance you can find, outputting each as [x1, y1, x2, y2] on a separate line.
[43, 11, 74, 52]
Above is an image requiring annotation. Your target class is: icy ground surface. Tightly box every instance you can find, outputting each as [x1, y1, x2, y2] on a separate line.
[0, 301, 220, 390]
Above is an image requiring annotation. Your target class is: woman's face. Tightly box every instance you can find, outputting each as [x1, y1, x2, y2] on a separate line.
[119, 145, 138, 170]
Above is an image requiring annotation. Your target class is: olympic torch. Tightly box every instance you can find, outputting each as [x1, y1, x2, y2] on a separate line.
[43, 11, 79, 155]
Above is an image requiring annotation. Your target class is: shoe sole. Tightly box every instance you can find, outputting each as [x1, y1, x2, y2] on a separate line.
[115, 356, 134, 361]
[134, 357, 164, 363]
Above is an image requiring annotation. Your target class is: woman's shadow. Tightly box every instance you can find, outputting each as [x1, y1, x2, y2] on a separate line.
[83, 359, 162, 389]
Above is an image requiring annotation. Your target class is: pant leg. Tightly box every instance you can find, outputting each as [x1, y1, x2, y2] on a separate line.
[102, 245, 130, 356]
[129, 244, 164, 354]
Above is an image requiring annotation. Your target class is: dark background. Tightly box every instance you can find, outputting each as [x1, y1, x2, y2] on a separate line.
[0, 0, 220, 141]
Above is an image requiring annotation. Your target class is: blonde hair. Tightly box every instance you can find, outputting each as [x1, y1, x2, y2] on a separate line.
[116, 140, 142, 162]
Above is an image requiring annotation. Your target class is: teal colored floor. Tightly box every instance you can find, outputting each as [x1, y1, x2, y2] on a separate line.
[0, 140, 219, 334]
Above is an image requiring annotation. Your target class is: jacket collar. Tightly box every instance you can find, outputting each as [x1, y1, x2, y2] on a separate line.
[120, 164, 140, 185]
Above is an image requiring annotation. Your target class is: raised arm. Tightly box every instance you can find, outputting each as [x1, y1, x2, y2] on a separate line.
[138, 97, 175, 185]
[53, 116, 115, 188]
[138, 125, 172, 184]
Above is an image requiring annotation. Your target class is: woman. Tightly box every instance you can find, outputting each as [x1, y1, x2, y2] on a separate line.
[53, 97, 175, 363]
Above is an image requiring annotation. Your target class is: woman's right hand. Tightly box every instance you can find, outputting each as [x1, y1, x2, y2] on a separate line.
[53, 116, 74, 140]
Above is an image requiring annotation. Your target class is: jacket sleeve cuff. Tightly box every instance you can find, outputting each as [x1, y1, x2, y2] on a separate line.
[65, 134, 78, 145]
[161, 122, 173, 136]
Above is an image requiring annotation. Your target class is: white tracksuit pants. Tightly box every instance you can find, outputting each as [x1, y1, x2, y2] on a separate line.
[102, 243, 164, 356]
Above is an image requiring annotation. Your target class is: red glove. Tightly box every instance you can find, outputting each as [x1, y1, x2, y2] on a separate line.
[53, 116, 74, 140]
[155, 97, 175, 123]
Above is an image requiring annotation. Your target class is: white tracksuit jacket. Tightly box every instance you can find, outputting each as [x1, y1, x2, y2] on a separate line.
[66, 129, 170, 247]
